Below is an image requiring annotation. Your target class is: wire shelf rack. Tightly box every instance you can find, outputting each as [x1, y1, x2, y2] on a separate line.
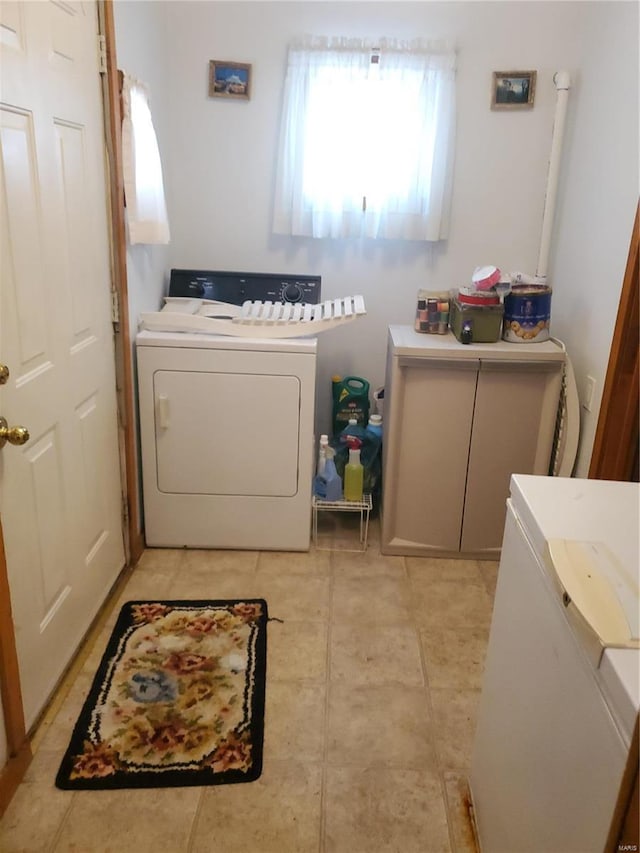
[312, 493, 372, 552]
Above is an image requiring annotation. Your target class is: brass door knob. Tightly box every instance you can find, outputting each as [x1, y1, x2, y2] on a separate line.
[0, 416, 30, 448]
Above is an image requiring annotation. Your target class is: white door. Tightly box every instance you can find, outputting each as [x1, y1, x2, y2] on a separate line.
[0, 1, 125, 729]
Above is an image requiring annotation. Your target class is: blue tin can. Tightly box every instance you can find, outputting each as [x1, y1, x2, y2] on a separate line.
[503, 285, 552, 343]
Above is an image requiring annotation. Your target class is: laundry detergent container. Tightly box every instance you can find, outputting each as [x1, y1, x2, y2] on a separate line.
[332, 376, 370, 435]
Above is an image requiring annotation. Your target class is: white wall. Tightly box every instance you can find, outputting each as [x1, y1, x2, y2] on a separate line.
[116, 0, 638, 469]
[547, 2, 638, 476]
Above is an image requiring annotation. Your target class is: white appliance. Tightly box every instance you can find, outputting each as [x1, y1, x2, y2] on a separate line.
[470, 474, 639, 852]
[136, 328, 317, 550]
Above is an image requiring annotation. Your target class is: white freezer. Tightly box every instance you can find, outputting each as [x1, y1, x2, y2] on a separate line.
[470, 474, 639, 853]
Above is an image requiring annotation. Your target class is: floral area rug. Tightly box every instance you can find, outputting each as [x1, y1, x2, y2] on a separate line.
[55, 599, 267, 789]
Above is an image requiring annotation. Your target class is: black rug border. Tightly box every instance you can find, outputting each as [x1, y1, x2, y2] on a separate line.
[55, 598, 268, 790]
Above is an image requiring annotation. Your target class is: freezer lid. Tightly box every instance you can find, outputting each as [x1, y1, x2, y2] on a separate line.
[509, 475, 639, 573]
[508, 474, 640, 739]
[544, 538, 639, 666]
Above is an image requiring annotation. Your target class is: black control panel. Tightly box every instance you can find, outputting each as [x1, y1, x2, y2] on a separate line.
[168, 269, 322, 305]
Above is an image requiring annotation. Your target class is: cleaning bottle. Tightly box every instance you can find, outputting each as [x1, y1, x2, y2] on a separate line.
[332, 376, 370, 435]
[344, 447, 364, 502]
[366, 414, 383, 442]
[338, 418, 366, 450]
[323, 456, 343, 501]
[313, 453, 342, 501]
[317, 434, 329, 475]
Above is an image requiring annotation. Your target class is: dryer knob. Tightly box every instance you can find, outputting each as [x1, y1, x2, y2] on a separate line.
[283, 283, 303, 303]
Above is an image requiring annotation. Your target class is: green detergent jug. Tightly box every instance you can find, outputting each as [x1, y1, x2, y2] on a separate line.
[332, 376, 370, 436]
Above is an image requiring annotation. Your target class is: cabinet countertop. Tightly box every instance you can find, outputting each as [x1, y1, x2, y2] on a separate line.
[389, 325, 565, 362]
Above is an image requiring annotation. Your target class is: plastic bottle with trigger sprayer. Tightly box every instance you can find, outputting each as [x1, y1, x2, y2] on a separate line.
[344, 447, 364, 502]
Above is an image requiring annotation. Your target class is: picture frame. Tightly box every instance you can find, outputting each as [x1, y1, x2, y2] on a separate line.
[208, 60, 251, 100]
[491, 70, 536, 110]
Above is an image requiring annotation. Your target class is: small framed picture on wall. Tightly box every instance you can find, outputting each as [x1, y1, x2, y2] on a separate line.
[209, 60, 251, 100]
[491, 70, 536, 110]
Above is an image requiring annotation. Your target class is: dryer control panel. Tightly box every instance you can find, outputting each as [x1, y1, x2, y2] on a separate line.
[169, 269, 321, 305]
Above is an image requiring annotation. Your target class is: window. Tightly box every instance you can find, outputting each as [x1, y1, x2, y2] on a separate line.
[273, 37, 456, 241]
[121, 73, 170, 245]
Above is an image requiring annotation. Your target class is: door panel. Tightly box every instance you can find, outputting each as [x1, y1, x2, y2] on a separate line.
[384, 360, 478, 552]
[461, 362, 562, 553]
[0, 109, 50, 365]
[55, 119, 95, 340]
[0, 1, 124, 729]
[0, 3, 22, 52]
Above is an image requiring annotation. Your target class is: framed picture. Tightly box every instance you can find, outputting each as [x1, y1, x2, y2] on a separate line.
[209, 60, 251, 100]
[491, 70, 536, 110]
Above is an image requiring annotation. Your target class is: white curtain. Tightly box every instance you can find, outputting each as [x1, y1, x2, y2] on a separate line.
[121, 73, 170, 245]
[273, 37, 457, 241]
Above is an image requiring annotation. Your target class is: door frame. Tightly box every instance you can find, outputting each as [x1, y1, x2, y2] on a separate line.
[0, 523, 30, 815]
[0, 0, 139, 812]
[97, 0, 143, 562]
[589, 203, 639, 481]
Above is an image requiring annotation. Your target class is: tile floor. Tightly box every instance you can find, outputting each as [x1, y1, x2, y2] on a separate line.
[0, 515, 498, 853]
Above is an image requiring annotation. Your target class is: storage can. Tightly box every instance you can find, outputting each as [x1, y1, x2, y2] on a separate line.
[503, 284, 552, 343]
[450, 298, 504, 343]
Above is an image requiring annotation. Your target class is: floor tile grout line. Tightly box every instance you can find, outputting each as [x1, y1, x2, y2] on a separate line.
[46, 789, 77, 853]
[411, 576, 458, 853]
[319, 550, 338, 853]
[185, 788, 207, 853]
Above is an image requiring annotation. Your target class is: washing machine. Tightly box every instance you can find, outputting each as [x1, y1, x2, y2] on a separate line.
[136, 270, 320, 551]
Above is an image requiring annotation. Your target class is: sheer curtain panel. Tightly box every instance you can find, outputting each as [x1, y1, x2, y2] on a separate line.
[121, 73, 170, 245]
[273, 37, 457, 241]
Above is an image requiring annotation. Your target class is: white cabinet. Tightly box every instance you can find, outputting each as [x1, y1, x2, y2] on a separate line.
[380, 326, 564, 558]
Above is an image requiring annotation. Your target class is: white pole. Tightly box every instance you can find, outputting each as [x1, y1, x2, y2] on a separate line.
[536, 71, 572, 280]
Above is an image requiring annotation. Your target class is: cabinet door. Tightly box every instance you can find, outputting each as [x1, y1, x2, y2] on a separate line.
[461, 360, 562, 553]
[382, 357, 478, 553]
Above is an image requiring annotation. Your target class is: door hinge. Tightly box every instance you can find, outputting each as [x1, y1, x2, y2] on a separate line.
[111, 289, 120, 324]
[121, 493, 129, 525]
[97, 34, 107, 74]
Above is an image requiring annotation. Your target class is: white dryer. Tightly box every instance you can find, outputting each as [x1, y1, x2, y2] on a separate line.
[136, 328, 317, 551]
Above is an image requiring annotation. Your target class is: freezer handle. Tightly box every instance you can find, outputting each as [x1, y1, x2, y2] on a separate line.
[545, 538, 639, 655]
